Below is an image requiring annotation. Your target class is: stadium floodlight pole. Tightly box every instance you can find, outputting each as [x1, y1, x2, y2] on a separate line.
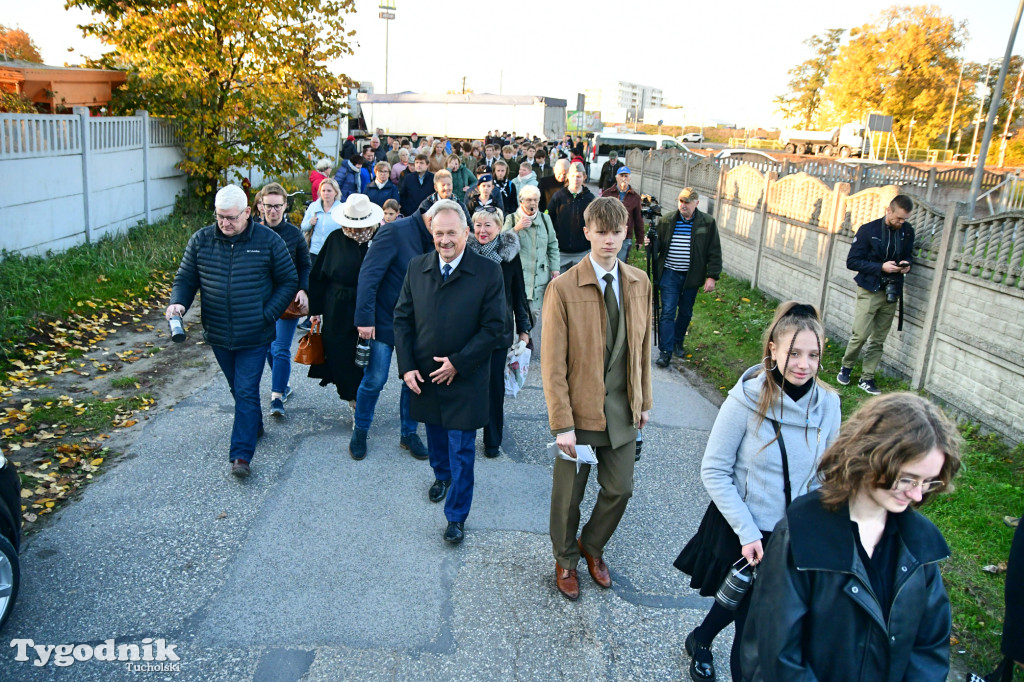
[379, 2, 396, 93]
[968, 0, 1023, 216]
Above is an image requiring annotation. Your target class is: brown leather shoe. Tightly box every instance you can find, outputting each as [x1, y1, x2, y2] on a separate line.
[578, 539, 612, 588]
[555, 564, 579, 601]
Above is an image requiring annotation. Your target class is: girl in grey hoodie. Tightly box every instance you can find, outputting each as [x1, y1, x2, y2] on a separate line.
[681, 301, 842, 682]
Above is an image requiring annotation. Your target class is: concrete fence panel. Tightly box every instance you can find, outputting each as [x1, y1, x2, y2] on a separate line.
[0, 111, 187, 255]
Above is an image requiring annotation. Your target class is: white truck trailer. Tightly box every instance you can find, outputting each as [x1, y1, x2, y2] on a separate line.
[780, 122, 866, 157]
[355, 93, 567, 141]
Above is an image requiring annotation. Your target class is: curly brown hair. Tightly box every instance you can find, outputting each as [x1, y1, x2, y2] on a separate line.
[816, 392, 961, 510]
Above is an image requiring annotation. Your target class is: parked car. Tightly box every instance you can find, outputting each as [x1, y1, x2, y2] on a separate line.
[0, 453, 22, 630]
[680, 131, 704, 143]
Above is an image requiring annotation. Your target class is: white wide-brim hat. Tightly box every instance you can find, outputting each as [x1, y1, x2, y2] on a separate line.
[330, 193, 384, 228]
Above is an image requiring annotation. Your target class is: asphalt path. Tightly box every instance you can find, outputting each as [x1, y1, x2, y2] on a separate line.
[0, 326, 730, 680]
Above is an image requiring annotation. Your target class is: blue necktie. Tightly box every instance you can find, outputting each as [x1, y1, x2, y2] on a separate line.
[442, 263, 452, 281]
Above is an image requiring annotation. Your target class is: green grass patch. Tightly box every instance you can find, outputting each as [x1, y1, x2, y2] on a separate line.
[0, 194, 207, 367]
[675, 271, 1022, 671]
[110, 376, 141, 389]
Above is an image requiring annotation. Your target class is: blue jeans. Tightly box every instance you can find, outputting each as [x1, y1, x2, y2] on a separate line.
[211, 344, 269, 463]
[266, 317, 299, 394]
[353, 339, 417, 436]
[425, 424, 477, 523]
[659, 269, 699, 355]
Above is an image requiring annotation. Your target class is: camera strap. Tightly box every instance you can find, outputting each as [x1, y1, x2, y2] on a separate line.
[770, 419, 792, 507]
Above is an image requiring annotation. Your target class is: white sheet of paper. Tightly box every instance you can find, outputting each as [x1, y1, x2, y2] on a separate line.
[547, 442, 598, 473]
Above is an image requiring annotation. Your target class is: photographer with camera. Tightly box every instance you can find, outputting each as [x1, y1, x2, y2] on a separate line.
[837, 194, 915, 396]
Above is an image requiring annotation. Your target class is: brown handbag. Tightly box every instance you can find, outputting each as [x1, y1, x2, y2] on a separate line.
[293, 318, 325, 365]
[280, 299, 307, 320]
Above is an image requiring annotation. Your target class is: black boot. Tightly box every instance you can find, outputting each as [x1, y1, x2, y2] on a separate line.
[685, 630, 715, 681]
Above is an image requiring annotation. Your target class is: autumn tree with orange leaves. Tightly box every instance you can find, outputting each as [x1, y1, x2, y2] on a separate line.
[68, 0, 357, 197]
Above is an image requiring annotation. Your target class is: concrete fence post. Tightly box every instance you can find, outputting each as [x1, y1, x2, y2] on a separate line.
[924, 167, 937, 204]
[909, 201, 969, 391]
[751, 171, 776, 289]
[136, 110, 152, 225]
[658, 155, 666, 204]
[713, 165, 726, 225]
[639, 150, 646, 194]
[683, 155, 691, 188]
[816, 182, 851, 312]
[74, 106, 93, 244]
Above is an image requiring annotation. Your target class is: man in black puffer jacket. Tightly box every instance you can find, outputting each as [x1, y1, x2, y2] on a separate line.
[166, 185, 297, 478]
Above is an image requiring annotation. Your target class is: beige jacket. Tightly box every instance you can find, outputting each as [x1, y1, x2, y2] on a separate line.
[541, 258, 653, 434]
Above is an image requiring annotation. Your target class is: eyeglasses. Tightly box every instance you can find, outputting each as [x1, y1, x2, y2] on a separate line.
[262, 203, 286, 211]
[215, 212, 244, 223]
[892, 477, 944, 494]
[479, 206, 500, 213]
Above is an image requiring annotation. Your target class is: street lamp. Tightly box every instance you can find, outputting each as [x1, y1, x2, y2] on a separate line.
[378, 1, 396, 93]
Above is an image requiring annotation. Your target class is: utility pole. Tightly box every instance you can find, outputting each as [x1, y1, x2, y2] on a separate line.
[378, 2, 396, 93]
[999, 63, 1023, 167]
[945, 60, 964, 151]
[968, 0, 1023, 215]
[968, 59, 997, 167]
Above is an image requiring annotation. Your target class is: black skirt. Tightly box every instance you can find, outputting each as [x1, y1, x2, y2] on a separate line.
[674, 502, 743, 597]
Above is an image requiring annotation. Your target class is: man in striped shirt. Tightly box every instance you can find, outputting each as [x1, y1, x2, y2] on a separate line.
[652, 188, 722, 367]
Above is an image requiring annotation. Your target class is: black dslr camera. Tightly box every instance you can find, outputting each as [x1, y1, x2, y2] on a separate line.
[882, 276, 900, 303]
[640, 194, 662, 222]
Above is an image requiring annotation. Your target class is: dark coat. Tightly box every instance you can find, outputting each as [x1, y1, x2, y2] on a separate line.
[266, 220, 311, 293]
[393, 248, 505, 431]
[170, 219, 297, 350]
[399, 171, 435, 216]
[466, 231, 532, 347]
[419, 192, 471, 223]
[532, 160, 554, 181]
[307, 229, 368, 400]
[341, 139, 357, 161]
[598, 159, 623, 190]
[740, 491, 952, 682]
[538, 173, 564, 212]
[847, 217, 915, 296]
[365, 179, 400, 209]
[335, 162, 362, 201]
[654, 208, 723, 288]
[493, 177, 518, 217]
[353, 212, 434, 347]
[601, 184, 645, 242]
[464, 190, 503, 222]
[547, 186, 596, 254]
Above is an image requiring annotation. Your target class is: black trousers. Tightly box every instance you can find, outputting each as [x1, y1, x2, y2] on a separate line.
[483, 348, 506, 449]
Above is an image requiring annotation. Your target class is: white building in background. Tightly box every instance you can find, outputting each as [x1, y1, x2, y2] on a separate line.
[584, 81, 663, 113]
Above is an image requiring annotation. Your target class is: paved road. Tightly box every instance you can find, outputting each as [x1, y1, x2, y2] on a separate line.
[1, 338, 730, 680]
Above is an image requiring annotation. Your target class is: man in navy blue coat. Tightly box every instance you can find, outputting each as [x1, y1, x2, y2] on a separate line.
[349, 206, 434, 460]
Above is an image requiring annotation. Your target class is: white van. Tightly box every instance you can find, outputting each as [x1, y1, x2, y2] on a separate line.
[588, 133, 691, 183]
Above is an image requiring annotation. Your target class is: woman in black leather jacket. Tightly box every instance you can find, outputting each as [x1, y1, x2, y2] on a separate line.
[740, 393, 961, 682]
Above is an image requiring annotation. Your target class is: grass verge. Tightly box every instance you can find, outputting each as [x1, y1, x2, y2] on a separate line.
[0, 194, 206, 370]
[669, 270, 1022, 672]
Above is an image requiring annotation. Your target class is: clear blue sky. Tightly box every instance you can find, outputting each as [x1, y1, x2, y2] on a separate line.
[2, 0, 1016, 127]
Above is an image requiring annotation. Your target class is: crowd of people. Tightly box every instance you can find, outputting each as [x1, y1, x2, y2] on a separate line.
[164, 124, 1018, 680]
